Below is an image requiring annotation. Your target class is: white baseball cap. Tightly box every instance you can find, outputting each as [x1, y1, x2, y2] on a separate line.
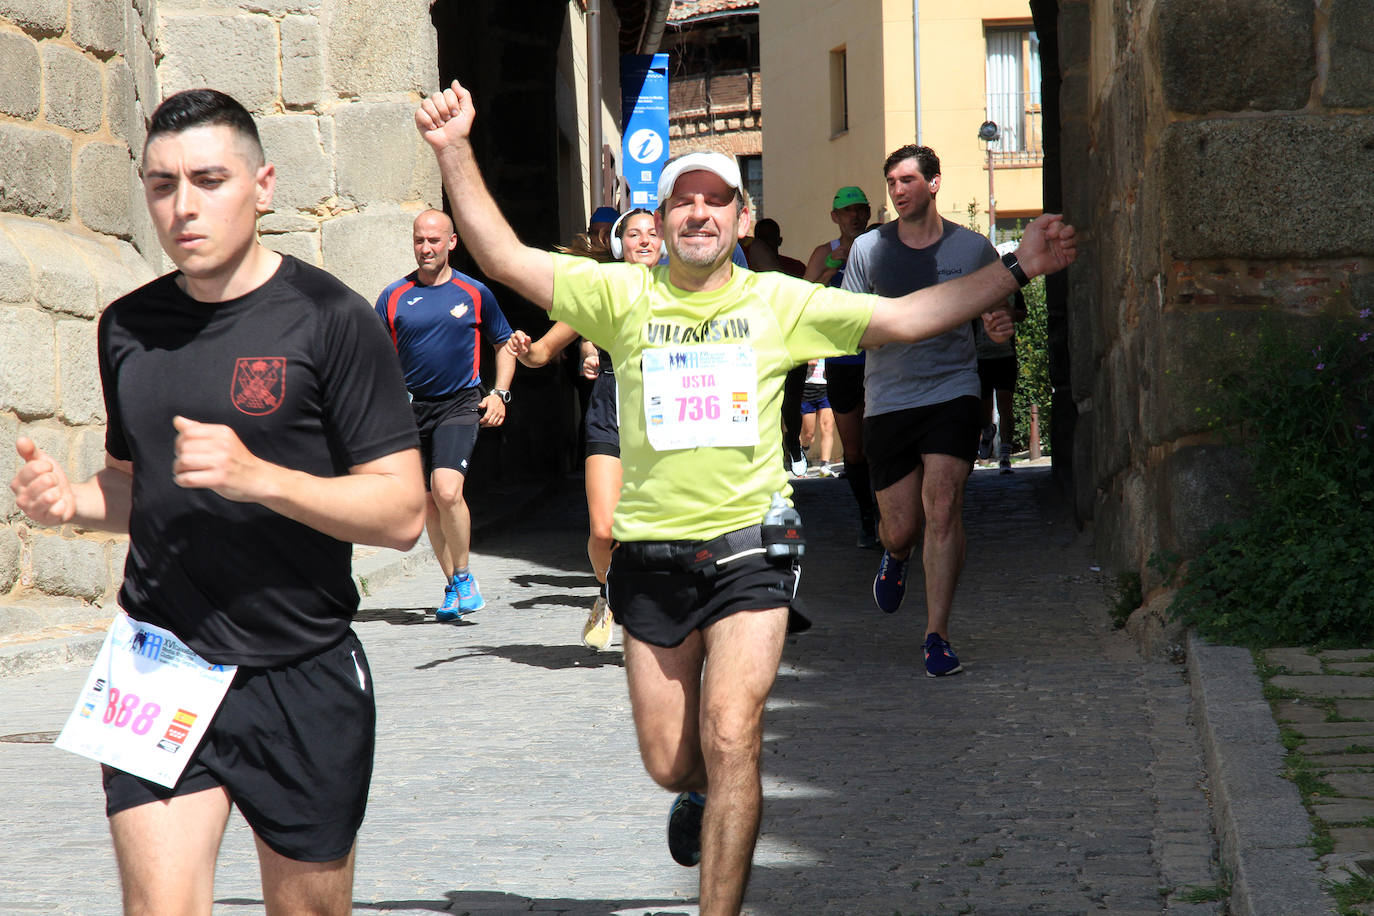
[657, 151, 742, 203]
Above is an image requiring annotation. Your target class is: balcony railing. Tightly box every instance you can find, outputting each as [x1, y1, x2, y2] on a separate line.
[985, 90, 1043, 165]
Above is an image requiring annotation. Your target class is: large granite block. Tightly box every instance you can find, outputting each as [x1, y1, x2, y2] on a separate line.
[1324, 0, 1374, 108]
[325, 0, 436, 98]
[158, 12, 278, 115]
[42, 44, 103, 133]
[1158, 0, 1313, 113]
[0, 306, 57, 418]
[0, 124, 71, 219]
[258, 115, 332, 212]
[71, 0, 123, 55]
[56, 319, 103, 426]
[1161, 117, 1374, 260]
[0, 30, 39, 119]
[75, 143, 134, 238]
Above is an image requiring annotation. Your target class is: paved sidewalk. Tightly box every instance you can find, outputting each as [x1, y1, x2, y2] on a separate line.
[0, 466, 1322, 913]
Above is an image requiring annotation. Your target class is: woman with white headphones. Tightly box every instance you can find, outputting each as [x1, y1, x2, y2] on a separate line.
[506, 208, 660, 649]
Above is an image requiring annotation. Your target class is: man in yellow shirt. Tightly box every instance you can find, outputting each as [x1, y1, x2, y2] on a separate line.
[415, 80, 1077, 916]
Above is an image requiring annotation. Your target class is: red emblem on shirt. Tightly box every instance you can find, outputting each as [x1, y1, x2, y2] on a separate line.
[231, 357, 286, 415]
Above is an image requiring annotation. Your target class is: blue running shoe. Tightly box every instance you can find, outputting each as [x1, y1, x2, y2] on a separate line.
[873, 550, 906, 613]
[667, 791, 705, 867]
[453, 572, 485, 613]
[435, 583, 463, 622]
[924, 632, 964, 677]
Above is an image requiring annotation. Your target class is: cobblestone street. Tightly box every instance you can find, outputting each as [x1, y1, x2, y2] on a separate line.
[0, 467, 1225, 914]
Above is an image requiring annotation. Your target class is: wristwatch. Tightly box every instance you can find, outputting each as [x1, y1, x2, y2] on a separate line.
[490, 388, 511, 404]
[1001, 251, 1030, 288]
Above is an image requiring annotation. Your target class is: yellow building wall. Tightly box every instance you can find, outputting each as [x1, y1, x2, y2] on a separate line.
[759, 0, 1042, 257]
[557, 2, 624, 242]
[918, 0, 1042, 234]
[758, 0, 892, 257]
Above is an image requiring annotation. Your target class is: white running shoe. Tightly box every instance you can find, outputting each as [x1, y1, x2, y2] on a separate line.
[582, 595, 613, 650]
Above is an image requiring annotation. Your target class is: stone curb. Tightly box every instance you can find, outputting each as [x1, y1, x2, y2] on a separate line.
[1188, 633, 1337, 914]
[0, 473, 562, 680]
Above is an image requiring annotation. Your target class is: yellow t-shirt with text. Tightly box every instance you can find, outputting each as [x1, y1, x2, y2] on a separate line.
[550, 253, 875, 542]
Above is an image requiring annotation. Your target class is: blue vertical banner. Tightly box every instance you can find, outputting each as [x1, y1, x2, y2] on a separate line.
[621, 53, 670, 209]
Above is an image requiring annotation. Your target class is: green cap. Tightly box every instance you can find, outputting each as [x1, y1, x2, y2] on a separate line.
[832, 186, 869, 210]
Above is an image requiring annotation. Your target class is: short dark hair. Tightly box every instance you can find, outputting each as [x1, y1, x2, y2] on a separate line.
[146, 89, 264, 166]
[754, 218, 781, 247]
[883, 144, 940, 181]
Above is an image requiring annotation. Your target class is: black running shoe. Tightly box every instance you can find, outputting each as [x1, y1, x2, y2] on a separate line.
[667, 791, 705, 867]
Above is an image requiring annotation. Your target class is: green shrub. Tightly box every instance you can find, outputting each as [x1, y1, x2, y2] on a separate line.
[1014, 276, 1051, 453]
[1168, 312, 1374, 646]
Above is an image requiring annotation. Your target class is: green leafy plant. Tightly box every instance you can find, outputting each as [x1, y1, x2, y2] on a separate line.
[1178, 883, 1230, 904]
[1014, 276, 1051, 454]
[1329, 871, 1374, 915]
[1168, 312, 1374, 646]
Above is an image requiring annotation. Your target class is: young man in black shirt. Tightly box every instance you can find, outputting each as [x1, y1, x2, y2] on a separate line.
[9, 89, 424, 914]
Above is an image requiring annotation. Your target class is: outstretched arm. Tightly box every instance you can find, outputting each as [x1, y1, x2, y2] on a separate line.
[415, 81, 555, 310]
[861, 213, 1076, 348]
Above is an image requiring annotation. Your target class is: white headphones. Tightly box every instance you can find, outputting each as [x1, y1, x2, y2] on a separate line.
[609, 208, 662, 260]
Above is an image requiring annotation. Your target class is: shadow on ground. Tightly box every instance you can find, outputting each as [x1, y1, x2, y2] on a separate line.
[220, 891, 694, 914]
[415, 642, 624, 672]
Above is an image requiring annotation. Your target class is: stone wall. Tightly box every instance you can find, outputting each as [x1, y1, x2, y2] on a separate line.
[0, 0, 441, 629]
[1058, 0, 1374, 614]
[154, 0, 441, 298]
[1, 1, 160, 629]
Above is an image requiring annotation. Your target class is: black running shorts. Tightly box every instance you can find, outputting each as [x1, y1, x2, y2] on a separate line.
[608, 540, 800, 648]
[411, 388, 482, 482]
[864, 395, 982, 491]
[102, 631, 376, 863]
[977, 355, 1018, 397]
[825, 361, 865, 415]
[584, 371, 620, 459]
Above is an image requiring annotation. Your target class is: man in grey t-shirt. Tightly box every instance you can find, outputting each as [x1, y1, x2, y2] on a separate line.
[842, 144, 1013, 678]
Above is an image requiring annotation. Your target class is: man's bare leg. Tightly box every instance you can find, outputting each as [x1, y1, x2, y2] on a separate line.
[623, 629, 707, 792]
[874, 467, 924, 559]
[623, 607, 789, 915]
[430, 467, 470, 573]
[696, 606, 788, 916]
[108, 786, 232, 915]
[918, 453, 970, 639]
[423, 495, 451, 579]
[257, 836, 357, 916]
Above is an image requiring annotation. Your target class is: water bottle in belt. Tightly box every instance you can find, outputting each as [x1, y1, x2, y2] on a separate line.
[761, 492, 805, 560]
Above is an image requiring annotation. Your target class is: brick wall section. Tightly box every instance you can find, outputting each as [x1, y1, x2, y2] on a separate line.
[668, 70, 762, 156]
[1059, 0, 1374, 607]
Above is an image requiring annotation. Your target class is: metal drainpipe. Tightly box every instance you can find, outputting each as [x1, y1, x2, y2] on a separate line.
[588, 0, 604, 211]
[912, 0, 922, 143]
[640, 0, 673, 54]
